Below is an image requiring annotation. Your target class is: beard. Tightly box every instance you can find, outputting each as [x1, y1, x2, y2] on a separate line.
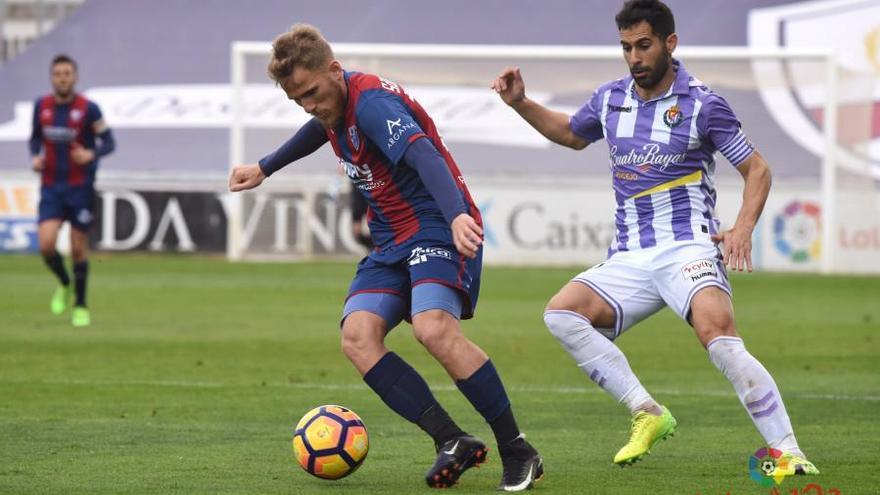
[630, 49, 672, 90]
[54, 86, 73, 99]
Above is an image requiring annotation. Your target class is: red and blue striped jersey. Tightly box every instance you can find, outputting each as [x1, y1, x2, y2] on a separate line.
[327, 71, 481, 250]
[31, 94, 104, 187]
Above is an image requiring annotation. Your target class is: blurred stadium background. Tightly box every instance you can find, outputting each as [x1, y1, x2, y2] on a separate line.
[1, 1, 878, 494]
[1, 0, 878, 271]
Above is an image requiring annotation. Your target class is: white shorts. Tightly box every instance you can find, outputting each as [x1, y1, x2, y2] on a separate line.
[572, 241, 731, 341]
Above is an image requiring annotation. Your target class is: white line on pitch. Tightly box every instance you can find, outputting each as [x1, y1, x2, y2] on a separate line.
[3, 378, 879, 402]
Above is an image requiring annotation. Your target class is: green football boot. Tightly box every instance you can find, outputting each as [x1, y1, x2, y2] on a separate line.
[613, 406, 677, 466]
[71, 306, 91, 327]
[773, 453, 819, 477]
[50, 285, 72, 315]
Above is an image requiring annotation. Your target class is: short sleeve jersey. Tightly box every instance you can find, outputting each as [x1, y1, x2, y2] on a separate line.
[569, 60, 755, 255]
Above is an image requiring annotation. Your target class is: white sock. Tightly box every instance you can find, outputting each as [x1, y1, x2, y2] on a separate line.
[544, 310, 659, 415]
[707, 336, 802, 456]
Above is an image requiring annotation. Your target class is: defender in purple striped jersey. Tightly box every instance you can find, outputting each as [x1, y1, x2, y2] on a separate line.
[492, 0, 817, 477]
[229, 24, 542, 491]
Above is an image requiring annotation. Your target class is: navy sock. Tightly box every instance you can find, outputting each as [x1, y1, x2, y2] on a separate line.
[43, 252, 70, 286]
[73, 260, 88, 307]
[363, 352, 464, 445]
[456, 360, 521, 446]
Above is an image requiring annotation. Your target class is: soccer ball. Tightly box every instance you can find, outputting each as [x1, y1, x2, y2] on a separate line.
[292, 405, 369, 480]
[761, 459, 776, 476]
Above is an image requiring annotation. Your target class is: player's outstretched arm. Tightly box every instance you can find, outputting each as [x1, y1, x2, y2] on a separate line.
[490, 67, 588, 150]
[230, 118, 329, 192]
[229, 164, 266, 192]
[712, 150, 771, 272]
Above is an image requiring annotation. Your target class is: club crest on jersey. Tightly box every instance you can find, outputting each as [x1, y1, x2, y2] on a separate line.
[663, 105, 684, 127]
[41, 108, 53, 120]
[70, 109, 83, 123]
[348, 125, 360, 151]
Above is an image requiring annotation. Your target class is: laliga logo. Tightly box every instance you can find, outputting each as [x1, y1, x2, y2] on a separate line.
[773, 200, 821, 263]
[749, 447, 788, 487]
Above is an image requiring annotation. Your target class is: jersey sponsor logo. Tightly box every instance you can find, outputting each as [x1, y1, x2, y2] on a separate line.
[42, 126, 78, 142]
[614, 171, 639, 181]
[340, 158, 385, 191]
[407, 246, 453, 266]
[380, 77, 401, 94]
[607, 104, 632, 113]
[348, 125, 360, 151]
[386, 118, 402, 135]
[386, 120, 418, 150]
[609, 143, 687, 171]
[663, 105, 684, 127]
[681, 258, 717, 283]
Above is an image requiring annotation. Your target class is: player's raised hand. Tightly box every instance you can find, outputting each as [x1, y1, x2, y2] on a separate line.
[229, 164, 266, 192]
[451, 213, 483, 259]
[70, 142, 95, 165]
[491, 67, 526, 107]
[31, 155, 44, 172]
[712, 226, 753, 272]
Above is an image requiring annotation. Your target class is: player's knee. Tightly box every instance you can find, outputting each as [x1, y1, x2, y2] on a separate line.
[71, 248, 88, 263]
[413, 311, 457, 355]
[544, 309, 590, 341]
[340, 315, 384, 364]
[39, 245, 56, 258]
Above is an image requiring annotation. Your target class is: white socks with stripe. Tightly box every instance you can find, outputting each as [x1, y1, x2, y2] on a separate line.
[707, 336, 802, 455]
[544, 310, 659, 415]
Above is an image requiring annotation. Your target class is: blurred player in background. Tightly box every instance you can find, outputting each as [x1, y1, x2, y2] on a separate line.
[229, 24, 542, 491]
[30, 54, 115, 327]
[492, 0, 818, 477]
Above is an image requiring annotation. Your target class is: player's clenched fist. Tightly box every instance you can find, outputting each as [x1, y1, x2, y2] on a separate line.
[451, 213, 483, 259]
[31, 155, 44, 172]
[229, 164, 266, 192]
[490, 67, 526, 107]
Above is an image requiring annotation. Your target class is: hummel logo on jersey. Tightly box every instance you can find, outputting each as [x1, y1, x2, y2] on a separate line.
[386, 118, 402, 135]
[608, 104, 632, 113]
[442, 440, 460, 455]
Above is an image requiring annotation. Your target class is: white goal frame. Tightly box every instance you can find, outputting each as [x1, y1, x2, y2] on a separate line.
[229, 42, 838, 272]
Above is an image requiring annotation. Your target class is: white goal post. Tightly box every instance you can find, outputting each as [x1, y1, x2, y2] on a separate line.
[229, 42, 842, 272]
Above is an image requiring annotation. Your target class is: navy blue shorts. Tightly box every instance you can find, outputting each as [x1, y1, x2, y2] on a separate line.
[38, 185, 96, 232]
[345, 233, 482, 323]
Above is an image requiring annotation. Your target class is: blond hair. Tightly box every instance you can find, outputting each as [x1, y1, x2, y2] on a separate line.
[268, 23, 334, 84]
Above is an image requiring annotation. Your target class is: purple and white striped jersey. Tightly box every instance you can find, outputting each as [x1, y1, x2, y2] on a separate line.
[570, 60, 754, 256]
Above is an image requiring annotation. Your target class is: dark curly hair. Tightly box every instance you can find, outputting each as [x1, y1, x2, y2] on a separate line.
[615, 0, 675, 40]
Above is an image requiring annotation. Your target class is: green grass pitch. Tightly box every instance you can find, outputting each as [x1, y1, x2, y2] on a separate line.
[1, 254, 877, 494]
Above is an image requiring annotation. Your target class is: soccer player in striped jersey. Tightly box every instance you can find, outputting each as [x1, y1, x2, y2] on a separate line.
[229, 24, 542, 491]
[30, 54, 115, 327]
[492, 0, 817, 477]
